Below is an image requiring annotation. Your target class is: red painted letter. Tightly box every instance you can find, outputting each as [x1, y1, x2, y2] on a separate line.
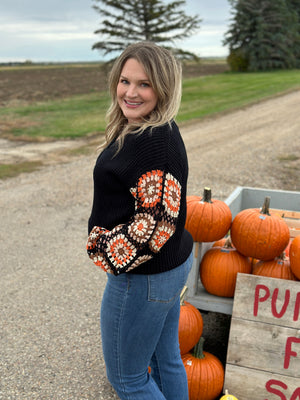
[265, 379, 287, 400]
[254, 284, 270, 316]
[271, 288, 290, 318]
[294, 292, 300, 321]
[291, 387, 300, 400]
[284, 337, 300, 369]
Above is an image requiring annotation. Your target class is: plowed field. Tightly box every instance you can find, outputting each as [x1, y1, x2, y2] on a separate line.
[0, 62, 228, 106]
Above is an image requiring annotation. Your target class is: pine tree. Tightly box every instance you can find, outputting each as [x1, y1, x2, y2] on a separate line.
[286, 0, 300, 67]
[92, 0, 201, 61]
[224, 0, 299, 71]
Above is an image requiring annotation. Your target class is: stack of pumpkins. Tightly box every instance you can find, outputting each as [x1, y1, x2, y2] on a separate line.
[185, 188, 300, 298]
[178, 286, 225, 400]
[180, 187, 300, 399]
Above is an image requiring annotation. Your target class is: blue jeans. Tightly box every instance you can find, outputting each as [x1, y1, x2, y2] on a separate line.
[100, 252, 193, 400]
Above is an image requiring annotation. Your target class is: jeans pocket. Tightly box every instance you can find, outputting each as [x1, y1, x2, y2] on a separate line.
[148, 253, 193, 303]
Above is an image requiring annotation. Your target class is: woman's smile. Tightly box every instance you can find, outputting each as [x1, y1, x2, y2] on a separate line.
[124, 99, 143, 108]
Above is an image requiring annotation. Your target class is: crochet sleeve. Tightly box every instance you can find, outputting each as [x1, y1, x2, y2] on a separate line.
[86, 169, 181, 275]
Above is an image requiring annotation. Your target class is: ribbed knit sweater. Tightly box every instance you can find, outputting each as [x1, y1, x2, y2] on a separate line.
[87, 120, 193, 275]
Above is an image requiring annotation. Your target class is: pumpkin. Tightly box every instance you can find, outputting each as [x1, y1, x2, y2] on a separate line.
[200, 238, 251, 297]
[231, 196, 290, 261]
[178, 286, 203, 355]
[252, 253, 297, 281]
[220, 389, 239, 400]
[290, 235, 300, 280]
[182, 337, 224, 400]
[185, 188, 232, 242]
[212, 237, 227, 247]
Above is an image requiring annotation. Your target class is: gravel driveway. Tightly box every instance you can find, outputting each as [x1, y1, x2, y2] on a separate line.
[1, 91, 299, 399]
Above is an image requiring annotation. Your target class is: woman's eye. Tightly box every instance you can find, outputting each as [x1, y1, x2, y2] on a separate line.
[119, 79, 150, 87]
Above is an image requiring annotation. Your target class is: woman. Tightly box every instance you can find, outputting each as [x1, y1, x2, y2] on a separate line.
[87, 42, 193, 400]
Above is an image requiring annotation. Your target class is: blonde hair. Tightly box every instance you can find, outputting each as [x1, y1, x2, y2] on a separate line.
[102, 41, 182, 150]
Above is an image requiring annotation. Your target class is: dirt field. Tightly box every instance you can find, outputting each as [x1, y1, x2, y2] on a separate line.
[0, 62, 228, 106]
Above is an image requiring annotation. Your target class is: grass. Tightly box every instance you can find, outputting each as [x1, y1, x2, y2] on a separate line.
[1, 69, 300, 141]
[0, 161, 43, 180]
[277, 154, 299, 162]
[0, 91, 109, 140]
[178, 69, 300, 122]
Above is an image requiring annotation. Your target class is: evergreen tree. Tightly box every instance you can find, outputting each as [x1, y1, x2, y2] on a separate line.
[92, 0, 201, 61]
[224, 0, 299, 71]
[286, 0, 300, 67]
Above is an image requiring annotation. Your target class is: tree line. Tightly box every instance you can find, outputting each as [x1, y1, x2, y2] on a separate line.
[224, 0, 300, 71]
[92, 0, 300, 71]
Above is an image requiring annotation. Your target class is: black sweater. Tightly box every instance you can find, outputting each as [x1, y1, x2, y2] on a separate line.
[87, 120, 193, 275]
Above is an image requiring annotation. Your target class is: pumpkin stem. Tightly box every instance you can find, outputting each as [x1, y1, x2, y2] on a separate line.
[202, 187, 212, 203]
[224, 237, 233, 248]
[180, 285, 188, 306]
[260, 196, 271, 216]
[277, 252, 286, 261]
[192, 336, 205, 359]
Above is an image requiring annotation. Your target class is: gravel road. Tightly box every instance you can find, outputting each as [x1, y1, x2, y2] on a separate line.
[1, 90, 299, 400]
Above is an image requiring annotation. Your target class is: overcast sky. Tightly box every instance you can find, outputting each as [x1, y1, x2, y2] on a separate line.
[0, 0, 231, 63]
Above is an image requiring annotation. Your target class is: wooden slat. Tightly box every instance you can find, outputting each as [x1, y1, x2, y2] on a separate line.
[290, 228, 300, 238]
[270, 209, 300, 219]
[224, 364, 300, 400]
[270, 208, 300, 237]
[232, 274, 300, 329]
[226, 318, 300, 377]
[284, 219, 300, 229]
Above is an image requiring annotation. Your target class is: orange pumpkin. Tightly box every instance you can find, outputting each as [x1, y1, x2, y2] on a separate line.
[182, 337, 224, 400]
[179, 287, 203, 355]
[185, 188, 232, 242]
[200, 238, 251, 297]
[231, 196, 290, 261]
[212, 237, 227, 247]
[290, 236, 300, 280]
[252, 253, 297, 281]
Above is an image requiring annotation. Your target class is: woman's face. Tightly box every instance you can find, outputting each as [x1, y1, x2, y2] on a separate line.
[117, 58, 158, 123]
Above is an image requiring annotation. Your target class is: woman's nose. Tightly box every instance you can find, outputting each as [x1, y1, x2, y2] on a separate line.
[126, 84, 138, 98]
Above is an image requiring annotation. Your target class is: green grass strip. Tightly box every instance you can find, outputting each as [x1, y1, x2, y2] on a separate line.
[178, 70, 300, 122]
[0, 92, 109, 140]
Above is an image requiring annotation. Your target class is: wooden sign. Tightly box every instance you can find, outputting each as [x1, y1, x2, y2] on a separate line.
[224, 273, 300, 400]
